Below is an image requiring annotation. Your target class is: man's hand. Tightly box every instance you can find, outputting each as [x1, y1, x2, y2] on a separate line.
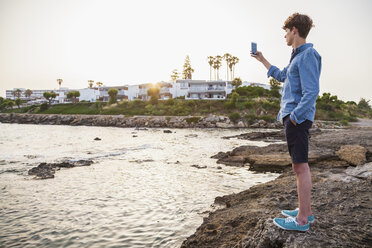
[251, 51, 272, 70]
[290, 117, 297, 126]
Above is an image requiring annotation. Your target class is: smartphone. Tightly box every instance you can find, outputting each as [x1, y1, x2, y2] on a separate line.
[251, 42, 257, 56]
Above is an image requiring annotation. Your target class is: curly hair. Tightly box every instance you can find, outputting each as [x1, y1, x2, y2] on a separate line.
[282, 13, 314, 39]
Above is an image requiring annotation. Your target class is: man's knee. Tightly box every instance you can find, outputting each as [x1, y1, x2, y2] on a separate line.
[292, 162, 309, 174]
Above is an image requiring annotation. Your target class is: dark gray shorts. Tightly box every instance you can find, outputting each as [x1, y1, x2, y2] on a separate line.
[283, 114, 313, 164]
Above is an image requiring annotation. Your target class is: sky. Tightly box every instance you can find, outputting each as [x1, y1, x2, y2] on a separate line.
[0, 0, 371, 103]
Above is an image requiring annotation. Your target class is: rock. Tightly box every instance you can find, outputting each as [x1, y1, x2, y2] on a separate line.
[336, 145, 367, 166]
[28, 163, 56, 179]
[246, 153, 291, 172]
[163, 130, 172, 133]
[216, 122, 234, 128]
[27, 160, 94, 179]
[185, 134, 198, 138]
[132, 135, 137, 137]
[237, 121, 245, 128]
[94, 137, 101, 141]
[216, 166, 222, 169]
[191, 164, 207, 169]
[222, 130, 286, 142]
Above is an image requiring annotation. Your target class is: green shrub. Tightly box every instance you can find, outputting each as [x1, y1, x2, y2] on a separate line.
[164, 98, 175, 106]
[229, 112, 241, 123]
[244, 114, 256, 125]
[185, 116, 201, 124]
[339, 119, 349, 126]
[39, 103, 48, 112]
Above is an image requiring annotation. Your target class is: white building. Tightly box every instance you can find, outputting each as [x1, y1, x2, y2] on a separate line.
[175, 79, 233, 100]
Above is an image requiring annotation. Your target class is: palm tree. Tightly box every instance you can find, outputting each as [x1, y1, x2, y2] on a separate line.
[230, 56, 239, 79]
[207, 56, 215, 80]
[12, 89, 22, 99]
[88, 80, 94, 88]
[25, 89, 33, 99]
[213, 55, 223, 80]
[170, 69, 180, 83]
[96, 82, 103, 87]
[57, 79, 63, 89]
[223, 53, 232, 81]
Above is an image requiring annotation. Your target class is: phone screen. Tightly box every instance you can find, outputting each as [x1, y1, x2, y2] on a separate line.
[251, 42, 257, 54]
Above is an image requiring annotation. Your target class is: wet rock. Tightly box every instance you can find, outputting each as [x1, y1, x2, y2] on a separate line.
[185, 134, 198, 138]
[28, 160, 94, 179]
[336, 145, 367, 166]
[191, 164, 207, 169]
[28, 163, 56, 179]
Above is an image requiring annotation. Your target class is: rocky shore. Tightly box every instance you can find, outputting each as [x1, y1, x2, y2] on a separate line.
[181, 127, 372, 247]
[0, 113, 345, 129]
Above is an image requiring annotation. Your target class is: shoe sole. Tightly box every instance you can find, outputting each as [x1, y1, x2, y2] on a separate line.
[281, 211, 315, 223]
[273, 219, 309, 232]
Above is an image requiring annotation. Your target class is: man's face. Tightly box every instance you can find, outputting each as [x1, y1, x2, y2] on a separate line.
[284, 28, 294, 46]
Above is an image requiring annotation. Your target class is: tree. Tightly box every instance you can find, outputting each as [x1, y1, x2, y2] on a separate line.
[170, 69, 180, 83]
[108, 88, 118, 104]
[230, 56, 239, 79]
[147, 86, 160, 105]
[269, 78, 281, 91]
[0, 97, 5, 111]
[12, 89, 22, 99]
[5, 99, 14, 110]
[67, 91, 80, 104]
[15, 98, 22, 109]
[207, 56, 215, 80]
[231, 92, 239, 105]
[358, 98, 371, 110]
[223, 53, 232, 81]
[213, 55, 223, 80]
[88, 80, 94, 88]
[57, 79, 63, 89]
[43, 91, 57, 105]
[96, 82, 103, 87]
[231, 77, 242, 88]
[25, 89, 33, 99]
[182, 55, 194, 79]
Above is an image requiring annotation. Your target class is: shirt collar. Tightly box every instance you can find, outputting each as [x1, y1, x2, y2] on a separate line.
[290, 43, 313, 63]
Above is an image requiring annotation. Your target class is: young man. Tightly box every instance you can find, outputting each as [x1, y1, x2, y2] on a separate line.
[252, 13, 321, 231]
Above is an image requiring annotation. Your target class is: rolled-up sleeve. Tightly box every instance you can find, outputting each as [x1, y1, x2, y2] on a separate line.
[290, 50, 321, 124]
[267, 65, 288, 82]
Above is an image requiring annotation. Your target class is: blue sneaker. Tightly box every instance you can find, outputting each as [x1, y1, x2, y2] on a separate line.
[281, 208, 315, 223]
[273, 217, 310, 232]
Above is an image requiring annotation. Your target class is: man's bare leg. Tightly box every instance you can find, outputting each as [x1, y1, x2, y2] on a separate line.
[292, 162, 313, 225]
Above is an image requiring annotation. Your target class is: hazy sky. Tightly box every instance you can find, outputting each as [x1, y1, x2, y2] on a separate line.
[0, 0, 371, 103]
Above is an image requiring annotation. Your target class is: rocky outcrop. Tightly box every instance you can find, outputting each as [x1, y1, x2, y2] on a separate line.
[0, 113, 346, 129]
[28, 160, 94, 179]
[213, 128, 372, 172]
[181, 127, 372, 247]
[181, 162, 372, 248]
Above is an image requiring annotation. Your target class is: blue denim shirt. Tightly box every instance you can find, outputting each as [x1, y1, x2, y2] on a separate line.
[267, 43, 321, 124]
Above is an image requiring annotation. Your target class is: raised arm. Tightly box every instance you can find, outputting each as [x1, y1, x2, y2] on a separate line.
[252, 51, 287, 82]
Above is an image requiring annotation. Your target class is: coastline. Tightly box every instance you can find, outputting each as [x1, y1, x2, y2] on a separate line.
[0, 113, 345, 129]
[181, 127, 372, 247]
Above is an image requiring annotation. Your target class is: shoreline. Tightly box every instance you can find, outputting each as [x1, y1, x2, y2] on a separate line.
[0, 113, 345, 129]
[181, 127, 372, 247]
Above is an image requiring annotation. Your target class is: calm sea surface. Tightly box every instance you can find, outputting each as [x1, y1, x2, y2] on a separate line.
[0, 123, 279, 247]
